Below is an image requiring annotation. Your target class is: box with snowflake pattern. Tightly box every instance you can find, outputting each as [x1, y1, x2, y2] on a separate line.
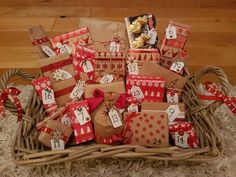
[126, 75, 165, 102]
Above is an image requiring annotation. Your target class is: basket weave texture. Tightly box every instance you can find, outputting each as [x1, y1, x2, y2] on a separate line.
[0, 66, 230, 167]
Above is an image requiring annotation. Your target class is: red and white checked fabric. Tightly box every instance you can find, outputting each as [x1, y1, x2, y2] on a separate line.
[0, 87, 23, 121]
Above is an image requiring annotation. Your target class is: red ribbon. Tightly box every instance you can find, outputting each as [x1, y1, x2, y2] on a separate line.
[38, 126, 68, 142]
[199, 82, 236, 115]
[0, 87, 23, 121]
[32, 37, 49, 46]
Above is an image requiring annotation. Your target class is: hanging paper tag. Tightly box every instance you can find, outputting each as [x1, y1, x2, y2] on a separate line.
[41, 45, 56, 57]
[175, 131, 188, 148]
[127, 103, 138, 112]
[61, 114, 71, 127]
[166, 105, 180, 122]
[100, 74, 114, 84]
[81, 60, 94, 73]
[42, 87, 56, 105]
[50, 139, 65, 150]
[110, 41, 120, 52]
[108, 107, 123, 128]
[69, 81, 85, 99]
[128, 62, 139, 75]
[147, 29, 157, 44]
[170, 61, 185, 73]
[53, 69, 72, 81]
[74, 107, 91, 125]
[56, 42, 73, 54]
[131, 86, 144, 100]
[167, 92, 179, 104]
[166, 25, 177, 40]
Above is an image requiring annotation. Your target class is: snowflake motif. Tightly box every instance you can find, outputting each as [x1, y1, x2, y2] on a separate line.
[103, 63, 108, 69]
[154, 82, 159, 87]
[117, 64, 123, 69]
[136, 81, 140, 86]
[97, 64, 101, 69]
[148, 81, 153, 87]
[41, 83, 46, 88]
[35, 85, 40, 90]
[142, 81, 147, 86]
[161, 83, 165, 88]
[111, 64, 115, 69]
[130, 80, 135, 85]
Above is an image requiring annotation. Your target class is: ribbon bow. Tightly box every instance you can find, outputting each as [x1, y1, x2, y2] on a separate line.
[199, 81, 236, 115]
[0, 87, 23, 121]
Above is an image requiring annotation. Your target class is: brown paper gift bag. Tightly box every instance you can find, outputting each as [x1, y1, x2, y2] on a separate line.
[39, 53, 77, 106]
[79, 18, 129, 52]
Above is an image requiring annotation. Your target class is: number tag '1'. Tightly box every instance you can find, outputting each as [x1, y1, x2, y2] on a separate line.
[100, 74, 114, 84]
[131, 86, 144, 100]
[81, 60, 94, 73]
[128, 62, 139, 75]
[175, 131, 188, 148]
[170, 61, 185, 73]
[127, 103, 138, 112]
[42, 87, 56, 105]
[109, 41, 120, 52]
[108, 107, 123, 128]
[166, 105, 180, 122]
[50, 139, 65, 151]
[166, 25, 177, 39]
[41, 45, 56, 57]
[74, 107, 91, 125]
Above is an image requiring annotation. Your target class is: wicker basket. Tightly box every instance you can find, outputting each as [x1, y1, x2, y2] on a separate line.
[0, 66, 230, 167]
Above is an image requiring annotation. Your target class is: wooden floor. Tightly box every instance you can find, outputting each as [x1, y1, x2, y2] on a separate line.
[0, 0, 236, 84]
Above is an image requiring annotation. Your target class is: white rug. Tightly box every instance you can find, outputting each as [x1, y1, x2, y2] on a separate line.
[0, 84, 236, 177]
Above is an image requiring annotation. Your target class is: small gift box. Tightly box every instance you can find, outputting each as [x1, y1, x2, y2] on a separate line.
[73, 46, 96, 83]
[169, 122, 199, 148]
[139, 61, 187, 90]
[125, 14, 158, 49]
[79, 18, 129, 52]
[37, 120, 73, 149]
[69, 100, 94, 144]
[32, 76, 58, 115]
[126, 75, 165, 102]
[142, 102, 185, 123]
[28, 25, 55, 58]
[94, 92, 124, 144]
[50, 27, 95, 55]
[39, 53, 78, 106]
[94, 52, 126, 84]
[123, 112, 169, 147]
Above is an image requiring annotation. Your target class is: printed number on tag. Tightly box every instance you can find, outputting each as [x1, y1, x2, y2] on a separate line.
[74, 107, 91, 125]
[50, 139, 65, 150]
[42, 87, 56, 104]
[166, 105, 180, 122]
[128, 62, 139, 75]
[82, 60, 94, 73]
[131, 86, 144, 100]
[41, 45, 56, 57]
[167, 92, 179, 104]
[147, 29, 157, 45]
[70, 81, 85, 99]
[110, 41, 120, 52]
[61, 114, 71, 126]
[166, 25, 177, 39]
[175, 131, 188, 148]
[127, 103, 138, 112]
[170, 61, 185, 73]
[100, 74, 114, 84]
[53, 69, 72, 81]
[108, 108, 123, 128]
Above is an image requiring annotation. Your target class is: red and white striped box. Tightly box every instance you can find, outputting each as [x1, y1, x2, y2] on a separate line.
[126, 75, 165, 102]
[69, 100, 94, 144]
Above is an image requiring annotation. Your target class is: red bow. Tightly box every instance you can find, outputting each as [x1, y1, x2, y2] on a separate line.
[199, 82, 236, 115]
[0, 87, 23, 121]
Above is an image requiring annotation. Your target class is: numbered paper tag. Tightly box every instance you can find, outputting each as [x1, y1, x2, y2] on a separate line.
[41, 45, 56, 57]
[50, 139, 65, 150]
[42, 87, 56, 105]
[166, 25, 177, 39]
[81, 60, 94, 73]
[61, 114, 71, 127]
[69, 81, 85, 99]
[128, 62, 139, 75]
[167, 92, 179, 104]
[166, 105, 180, 122]
[110, 41, 120, 52]
[56, 42, 73, 54]
[108, 107, 123, 128]
[146, 29, 157, 44]
[170, 61, 185, 73]
[100, 74, 114, 84]
[74, 107, 91, 125]
[128, 103, 138, 112]
[131, 86, 144, 100]
[53, 69, 72, 81]
[175, 131, 188, 148]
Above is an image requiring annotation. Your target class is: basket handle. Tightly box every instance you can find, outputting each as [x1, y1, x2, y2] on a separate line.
[192, 65, 230, 110]
[0, 69, 35, 91]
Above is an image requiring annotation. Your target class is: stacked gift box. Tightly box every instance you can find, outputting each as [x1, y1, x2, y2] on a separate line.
[28, 14, 199, 150]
